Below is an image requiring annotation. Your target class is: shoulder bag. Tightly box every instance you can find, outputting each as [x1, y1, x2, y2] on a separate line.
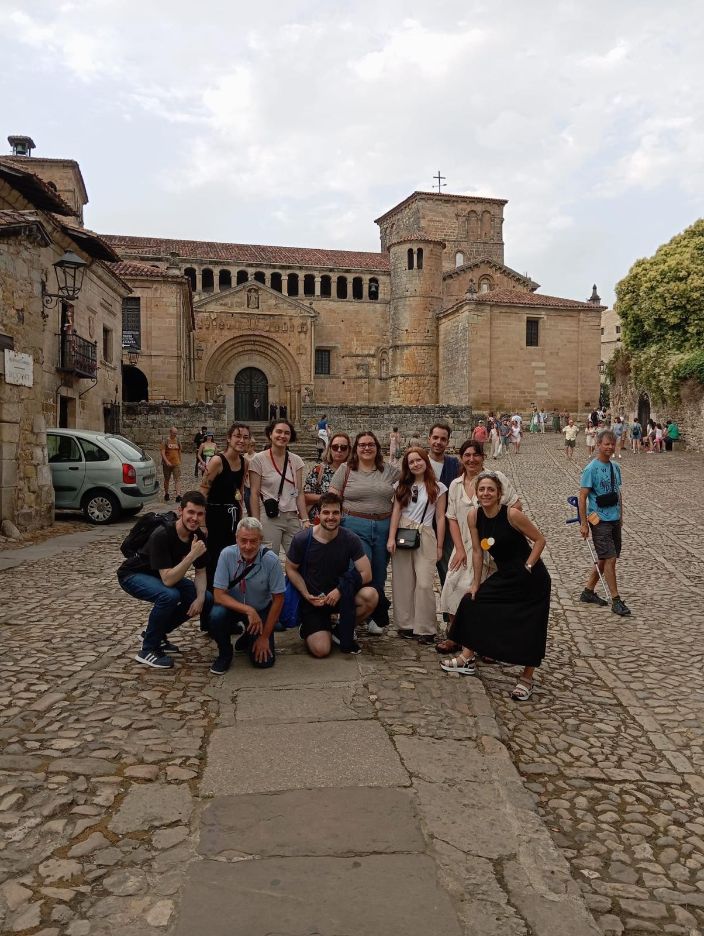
[595, 461, 619, 508]
[395, 499, 429, 550]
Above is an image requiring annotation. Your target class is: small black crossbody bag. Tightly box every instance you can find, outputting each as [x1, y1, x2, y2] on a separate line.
[595, 462, 619, 509]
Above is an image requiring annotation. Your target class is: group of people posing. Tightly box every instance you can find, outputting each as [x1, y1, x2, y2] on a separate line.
[118, 416, 630, 702]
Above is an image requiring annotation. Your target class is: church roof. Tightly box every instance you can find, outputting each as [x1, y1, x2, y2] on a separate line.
[466, 288, 604, 310]
[0, 158, 75, 216]
[102, 234, 390, 273]
[109, 259, 187, 280]
[2, 154, 89, 204]
[375, 190, 508, 224]
[0, 209, 52, 245]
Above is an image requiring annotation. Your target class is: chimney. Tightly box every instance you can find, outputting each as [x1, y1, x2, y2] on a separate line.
[8, 135, 36, 157]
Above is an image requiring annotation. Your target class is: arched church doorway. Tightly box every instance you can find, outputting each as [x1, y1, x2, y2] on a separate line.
[122, 365, 149, 402]
[638, 392, 650, 427]
[235, 367, 268, 421]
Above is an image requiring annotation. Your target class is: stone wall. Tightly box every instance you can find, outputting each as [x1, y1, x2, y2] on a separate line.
[611, 376, 704, 453]
[301, 404, 477, 452]
[120, 401, 227, 448]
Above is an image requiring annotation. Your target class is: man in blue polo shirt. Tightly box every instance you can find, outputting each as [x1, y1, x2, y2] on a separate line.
[578, 429, 631, 617]
[206, 517, 285, 674]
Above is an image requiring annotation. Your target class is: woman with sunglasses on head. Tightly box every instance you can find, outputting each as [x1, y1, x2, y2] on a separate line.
[437, 440, 521, 655]
[249, 419, 310, 557]
[303, 432, 351, 522]
[329, 430, 400, 634]
[387, 447, 447, 644]
[440, 471, 550, 701]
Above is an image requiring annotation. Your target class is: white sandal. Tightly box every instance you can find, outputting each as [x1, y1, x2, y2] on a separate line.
[510, 680, 533, 701]
[440, 654, 476, 675]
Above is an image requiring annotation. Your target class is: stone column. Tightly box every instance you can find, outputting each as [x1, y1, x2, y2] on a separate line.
[314, 275, 321, 297]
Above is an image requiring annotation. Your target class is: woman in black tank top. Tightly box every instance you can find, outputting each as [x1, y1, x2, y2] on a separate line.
[200, 423, 250, 587]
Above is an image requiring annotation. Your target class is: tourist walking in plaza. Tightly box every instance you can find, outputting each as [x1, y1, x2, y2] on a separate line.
[199, 423, 249, 587]
[192, 424, 208, 478]
[562, 417, 578, 459]
[329, 430, 399, 635]
[612, 416, 625, 458]
[510, 418, 522, 454]
[207, 517, 285, 674]
[499, 417, 511, 454]
[286, 493, 378, 657]
[303, 432, 350, 521]
[630, 417, 642, 453]
[529, 408, 539, 433]
[665, 418, 680, 451]
[426, 422, 460, 585]
[440, 472, 550, 702]
[117, 491, 212, 670]
[489, 420, 502, 458]
[538, 407, 547, 433]
[387, 447, 447, 645]
[437, 440, 521, 656]
[578, 428, 631, 617]
[249, 419, 310, 555]
[585, 420, 596, 457]
[160, 426, 183, 502]
[472, 420, 488, 444]
[196, 431, 218, 476]
[388, 426, 401, 464]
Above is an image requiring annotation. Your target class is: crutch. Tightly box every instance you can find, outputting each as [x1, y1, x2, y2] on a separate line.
[566, 496, 611, 602]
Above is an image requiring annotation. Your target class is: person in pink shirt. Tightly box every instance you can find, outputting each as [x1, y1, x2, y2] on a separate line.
[472, 421, 488, 444]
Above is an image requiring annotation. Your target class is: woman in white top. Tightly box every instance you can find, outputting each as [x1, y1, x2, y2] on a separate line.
[248, 419, 310, 556]
[438, 439, 520, 655]
[387, 447, 447, 644]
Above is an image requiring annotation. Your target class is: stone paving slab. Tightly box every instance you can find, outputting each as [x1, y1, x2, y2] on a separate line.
[172, 854, 463, 936]
[225, 649, 364, 687]
[202, 721, 409, 794]
[198, 787, 426, 857]
[235, 685, 374, 722]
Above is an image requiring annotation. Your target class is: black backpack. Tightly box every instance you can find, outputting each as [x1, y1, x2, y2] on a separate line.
[120, 510, 178, 558]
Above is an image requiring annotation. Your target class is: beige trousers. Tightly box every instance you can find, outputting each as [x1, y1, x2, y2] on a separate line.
[390, 524, 438, 636]
[261, 511, 302, 559]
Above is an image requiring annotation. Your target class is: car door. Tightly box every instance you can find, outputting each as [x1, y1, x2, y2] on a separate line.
[47, 433, 85, 508]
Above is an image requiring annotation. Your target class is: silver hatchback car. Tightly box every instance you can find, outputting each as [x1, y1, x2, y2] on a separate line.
[47, 428, 159, 524]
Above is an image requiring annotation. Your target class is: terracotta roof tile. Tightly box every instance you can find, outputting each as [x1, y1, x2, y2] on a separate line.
[467, 288, 603, 310]
[0, 208, 52, 245]
[108, 259, 188, 280]
[103, 234, 390, 273]
[0, 158, 74, 215]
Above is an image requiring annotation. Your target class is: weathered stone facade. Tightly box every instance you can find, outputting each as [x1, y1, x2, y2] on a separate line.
[0, 152, 128, 530]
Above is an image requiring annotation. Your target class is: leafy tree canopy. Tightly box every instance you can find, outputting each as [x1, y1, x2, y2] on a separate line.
[615, 218, 704, 352]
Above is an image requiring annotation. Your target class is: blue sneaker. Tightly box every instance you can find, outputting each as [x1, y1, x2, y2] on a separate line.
[141, 631, 181, 654]
[135, 649, 173, 669]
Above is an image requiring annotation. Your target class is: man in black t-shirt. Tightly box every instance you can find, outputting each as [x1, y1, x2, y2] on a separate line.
[286, 493, 378, 657]
[118, 491, 213, 669]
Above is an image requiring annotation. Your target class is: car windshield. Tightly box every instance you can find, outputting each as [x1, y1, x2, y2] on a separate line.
[107, 435, 148, 462]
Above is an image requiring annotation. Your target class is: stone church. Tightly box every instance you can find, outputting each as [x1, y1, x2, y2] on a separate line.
[108, 192, 603, 424]
[1, 135, 603, 529]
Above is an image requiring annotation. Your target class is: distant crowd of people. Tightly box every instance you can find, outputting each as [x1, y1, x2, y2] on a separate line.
[118, 408, 645, 700]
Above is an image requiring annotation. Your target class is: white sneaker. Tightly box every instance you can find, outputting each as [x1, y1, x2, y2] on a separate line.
[366, 621, 385, 636]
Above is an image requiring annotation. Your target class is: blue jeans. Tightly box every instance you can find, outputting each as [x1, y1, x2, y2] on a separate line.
[207, 604, 276, 668]
[342, 515, 391, 592]
[120, 573, 213, 652]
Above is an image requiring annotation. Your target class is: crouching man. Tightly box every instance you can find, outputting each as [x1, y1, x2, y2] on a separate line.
[117, 491, 212, 669]
[206, 517, 285, 675]
[285, 493, 378, 657]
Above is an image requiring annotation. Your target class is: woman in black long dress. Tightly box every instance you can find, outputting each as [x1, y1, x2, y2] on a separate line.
[440, 471, 550, 700]
[200, 423, 249, 587]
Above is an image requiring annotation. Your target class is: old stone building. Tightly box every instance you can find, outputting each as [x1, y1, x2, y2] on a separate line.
[0, 137, 131, 529]
[106, 191, 603, 423]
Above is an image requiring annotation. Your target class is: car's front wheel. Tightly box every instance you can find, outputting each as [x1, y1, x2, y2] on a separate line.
[82, 490, 121, 525]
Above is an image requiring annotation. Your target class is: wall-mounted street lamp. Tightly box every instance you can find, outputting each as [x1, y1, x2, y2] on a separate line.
[41, 251, 88, 318]
[598, 360, 606, 376]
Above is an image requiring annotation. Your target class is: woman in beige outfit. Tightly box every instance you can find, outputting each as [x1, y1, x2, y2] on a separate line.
[438, 439, 521, 654]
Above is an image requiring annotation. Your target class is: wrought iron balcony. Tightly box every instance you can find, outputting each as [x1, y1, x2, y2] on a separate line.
[58, 332, 98, 378]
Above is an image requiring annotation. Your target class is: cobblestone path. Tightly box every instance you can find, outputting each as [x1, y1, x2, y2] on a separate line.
[469, 439, 704, 935]
[0, 437, 702, 935]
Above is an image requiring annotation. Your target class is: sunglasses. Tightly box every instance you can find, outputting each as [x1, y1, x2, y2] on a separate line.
[330, 444, 349, 452]
[411, 484, 419, 503]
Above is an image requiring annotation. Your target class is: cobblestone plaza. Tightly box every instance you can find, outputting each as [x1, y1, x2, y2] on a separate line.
[0, 436, 703, 935]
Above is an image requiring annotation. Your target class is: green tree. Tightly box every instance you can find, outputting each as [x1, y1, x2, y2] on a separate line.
[615, 218, 704, 351]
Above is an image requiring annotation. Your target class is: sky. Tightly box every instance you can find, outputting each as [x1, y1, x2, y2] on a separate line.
[2, 0, 703, 305]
